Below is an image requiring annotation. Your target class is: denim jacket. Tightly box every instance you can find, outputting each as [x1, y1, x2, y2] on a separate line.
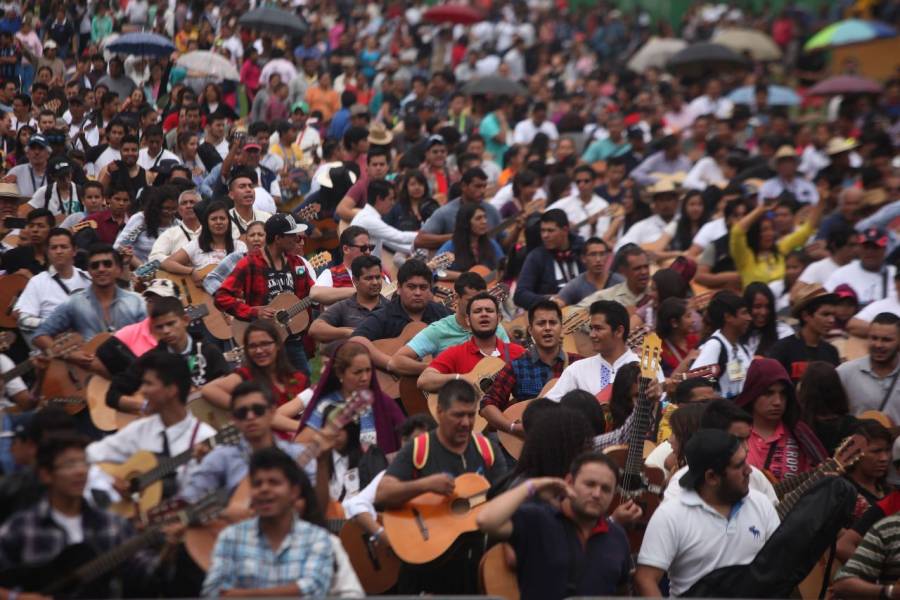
[34, 285, 147, 340]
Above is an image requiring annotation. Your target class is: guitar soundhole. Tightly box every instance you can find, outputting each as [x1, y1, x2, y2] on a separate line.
[275, 310, 290, 325]
[450, 498, 471, 515]
[477, 377, 494, 393]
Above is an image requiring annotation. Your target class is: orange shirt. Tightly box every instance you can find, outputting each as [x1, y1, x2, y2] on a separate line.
[305, 87, 340, 123]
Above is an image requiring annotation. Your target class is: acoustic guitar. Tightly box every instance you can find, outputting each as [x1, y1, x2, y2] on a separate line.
[98, 425, 242, 519]
[604, 332, 667, 552]
[229, 251, 332, 343]
[383, 472, 491, 564]
[185, 389, 375, 571]
[371, 320, 427, 402]
[0, 273, 28, 328]
[0, 489, 224, 597]
[338, 519, 401, 594]
[480, 543, 519, 600]
[496, 400, 531, 460]
[425, 356, 507, 432]
[379, 252, 455, 300]
[39, 333, 110, 414]
[157, 265, 232, 340]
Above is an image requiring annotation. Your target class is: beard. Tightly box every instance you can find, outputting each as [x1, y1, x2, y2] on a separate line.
[716, 478, 748, 506]
[471, 325, 496, 340]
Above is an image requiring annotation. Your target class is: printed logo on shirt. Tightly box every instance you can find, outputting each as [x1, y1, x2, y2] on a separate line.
[749, 525, 760, 539]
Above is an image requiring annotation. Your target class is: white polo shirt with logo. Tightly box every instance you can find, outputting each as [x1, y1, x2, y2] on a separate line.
[638, 488, 780, 596]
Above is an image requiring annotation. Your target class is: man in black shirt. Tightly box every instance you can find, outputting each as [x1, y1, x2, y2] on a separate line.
[1, 208, 52, 275]
[767, 283, 840, 381]
[376, 379, 507, 594]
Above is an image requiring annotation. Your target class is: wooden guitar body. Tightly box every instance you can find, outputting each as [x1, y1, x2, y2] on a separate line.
[372, 321, 427, 399]
[604, 442, 666, 552]
[560, 307, 596, 358]
[230, 291, 310, 342]
[306, 216, 339, 252]
[496, 400, 531, 459]
[158, 266, 231, 340]
[383, 472, 490, 564]
[98, 451, 164, 519]
[41, 333, 112, 414]
[339, 519, 401, 594]
[0, 273, 28, 328]
[188, 396, 233, 431]
[425, 356, 507, 432]
[480, 543, 519, 600]
[85, 376, 138, 432]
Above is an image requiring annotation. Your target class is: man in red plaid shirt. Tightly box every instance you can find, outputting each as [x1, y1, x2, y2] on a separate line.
[214, 213, 315, 375]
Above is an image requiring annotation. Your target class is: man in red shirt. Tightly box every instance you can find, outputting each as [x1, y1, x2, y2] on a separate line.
[214, 213, 315, 375]
[417, 291, 525, 391]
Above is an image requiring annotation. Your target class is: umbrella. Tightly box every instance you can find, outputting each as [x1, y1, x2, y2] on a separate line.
[423, 4, 485, 25]
[462, 76, 526, 96]
[808, 75, 883, 96]
[238, 6, 306, 36]
[626, 37, 688, 72]
[106, 31, 175, 57]
[259, 58, 298, 88]
[176, 51, 240, 81]
[666, 43, 749, 76]
[712, 28, 782, 61]
[727, 85, 801, 106]
[805, 19, 897, 51]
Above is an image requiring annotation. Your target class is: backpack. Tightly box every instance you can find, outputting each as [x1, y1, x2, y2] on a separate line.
[411, 432, 495, 477]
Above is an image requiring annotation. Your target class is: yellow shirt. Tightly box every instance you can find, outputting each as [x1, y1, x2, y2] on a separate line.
[729, 220, 814, 287]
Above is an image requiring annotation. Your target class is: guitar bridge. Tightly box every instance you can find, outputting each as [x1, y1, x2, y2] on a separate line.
[412, 507, 429, 541]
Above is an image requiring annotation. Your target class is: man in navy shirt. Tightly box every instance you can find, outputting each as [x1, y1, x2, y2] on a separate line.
[476, 451, 631, 600]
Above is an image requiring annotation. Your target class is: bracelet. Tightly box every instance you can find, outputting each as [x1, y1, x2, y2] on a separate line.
[368, 527, 384, 544]
[141, 399, 149, 415]
[508, 421, 516, 433]
[526, 480, 536, 497]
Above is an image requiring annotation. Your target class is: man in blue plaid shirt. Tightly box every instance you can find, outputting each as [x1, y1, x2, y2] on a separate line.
[202, 447, 335, 598]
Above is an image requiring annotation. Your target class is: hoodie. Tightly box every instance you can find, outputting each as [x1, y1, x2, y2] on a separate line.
[736, 358, 827, 480]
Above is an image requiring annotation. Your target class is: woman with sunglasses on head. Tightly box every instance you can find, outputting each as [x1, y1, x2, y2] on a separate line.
[296, 341, 405, 453]
[436, 203, 502, 281]
[161, 200, 246, 283]
[201, 320, 309, 437]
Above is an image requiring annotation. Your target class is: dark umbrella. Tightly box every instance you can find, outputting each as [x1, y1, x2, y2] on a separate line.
[238, 6, 306, 36]
[423, 4, 486, 25]
[808, 74, 883, 96]
[106, 32, 175, 57]
[462, 76, 527, 96]
[666, 42, 749, 76]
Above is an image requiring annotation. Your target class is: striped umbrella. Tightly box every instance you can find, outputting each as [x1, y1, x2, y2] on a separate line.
[804, 19, 897, 51]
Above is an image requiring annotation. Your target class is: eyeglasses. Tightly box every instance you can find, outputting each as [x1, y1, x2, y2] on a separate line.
[349, 244, 376, 252]
[89, 259, 114, 269]
[247, 341, 276, 351]
[233, 403, 268, 420]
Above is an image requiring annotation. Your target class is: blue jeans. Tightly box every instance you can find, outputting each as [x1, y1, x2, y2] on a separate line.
[285, 338, 311, 377]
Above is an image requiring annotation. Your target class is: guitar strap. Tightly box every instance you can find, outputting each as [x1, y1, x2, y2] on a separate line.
[877, 369, 900, 412]
[51, 273, 71, 295]
[763, 440, 779, 472]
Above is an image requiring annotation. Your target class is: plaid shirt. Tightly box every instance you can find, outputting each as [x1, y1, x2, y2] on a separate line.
[0, 497, 158, 580]
[214, 249, 315, 322]
[481, 349, 580, 412]
[202, 515, 334, 598]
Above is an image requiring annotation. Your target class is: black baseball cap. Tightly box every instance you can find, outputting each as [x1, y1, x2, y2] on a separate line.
[48, 155, 72, 176]
[265, 213, 308, 238]
[678, 429, 741, 489]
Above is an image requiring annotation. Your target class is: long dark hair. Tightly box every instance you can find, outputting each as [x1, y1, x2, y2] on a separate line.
[197, 200, 236, 254]
[142, 185, 177, 238]
[514, 407, 593, 479]
[242, 320, 298, 387]
[609, 362, 641, 428]
[451, 203, 497, 271]
[397, 169, 432, 209]
[657, 297, 688, 340]
[798, 361, 850, 423]
[741, 282, 779, 354]
[672, 190, 710, 251]
[746, 214, 776, 258]
[623, 190, 651, 233]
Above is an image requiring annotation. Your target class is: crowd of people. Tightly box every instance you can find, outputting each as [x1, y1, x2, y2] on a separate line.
[0, 0, 898, 597]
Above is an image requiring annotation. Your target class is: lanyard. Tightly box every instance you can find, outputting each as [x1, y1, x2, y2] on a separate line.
[29, 166, 45, 193]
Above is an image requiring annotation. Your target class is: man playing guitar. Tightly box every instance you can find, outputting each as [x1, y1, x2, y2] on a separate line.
[310, 225, 383, 306]
[480, 299, 579, 436]
[214, 213, 315, 375]
[417, 291, 525, 393]
[375, 380, 507, 594]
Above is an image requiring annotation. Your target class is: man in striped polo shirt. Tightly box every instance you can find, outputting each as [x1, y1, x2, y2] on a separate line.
[833, 514, 900, 599]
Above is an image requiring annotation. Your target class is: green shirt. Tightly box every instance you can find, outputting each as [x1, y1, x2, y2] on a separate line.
[406, 314, 510, 358]
[835, 514, 900, 584]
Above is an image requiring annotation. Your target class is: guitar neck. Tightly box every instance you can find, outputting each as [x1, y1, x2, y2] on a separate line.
[282, 296, 313, 320]
[136, 428, 227, 490]
[1, 358, 34, 383]
[623, 377, 655, 479]
[774, 459, 835, 518]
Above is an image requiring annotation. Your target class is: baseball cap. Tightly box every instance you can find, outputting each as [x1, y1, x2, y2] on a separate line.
[143, 278, 180, 299]
[43, 39, 57, 50]
[426, 134, 446, 149]
[679, 429, 741, 489]
[291, 101, 309, 114]
[243, 142, 262, 152]
[858, 226, 888, 248]
[27, 134, 49, 149]
[48, 155, 72, 177]
[265, 213, 308, 238]
[833, 284, 858, 304]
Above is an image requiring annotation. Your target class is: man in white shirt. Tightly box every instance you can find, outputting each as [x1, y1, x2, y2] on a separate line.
[92, 120, 128, 176]
[16, 227, 90, 344]
[148, 189, 203, 262]
[137, 125, 179, 171]
[798, 223, 859, 286]
[546, 299, 661, 401]
[759, 146, 819, 205]
[349, 179, 417, 257]
[512, 102, 558, 145]
[85, 351, 216, 501]
[227, 169, 272, 237]
[825, 227, 898, 308]
[545, 164, 609, 241]
[635, 429, 780, 596]
[691, 291, 753, 399]
[847, 270, 900, 336]
[614, 180, 680, 250]
[687, 79, 734, 124]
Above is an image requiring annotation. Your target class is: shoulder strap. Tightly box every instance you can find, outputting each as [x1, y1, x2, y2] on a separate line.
[472, 432, 495, 469]
[51, 272, 71, 295]
[412, 432, 430, 472]
[878, 369, 900, 412]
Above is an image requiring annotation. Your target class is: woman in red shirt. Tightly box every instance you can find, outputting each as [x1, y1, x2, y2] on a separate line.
[656, 297, 699, 378]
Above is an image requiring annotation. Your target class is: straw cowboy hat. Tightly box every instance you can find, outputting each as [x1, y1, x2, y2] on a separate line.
[0, 183, 28, 205]
[825, 137, 858, 156]
[790, 282, 839, 319]
[367, 121, 394, 146]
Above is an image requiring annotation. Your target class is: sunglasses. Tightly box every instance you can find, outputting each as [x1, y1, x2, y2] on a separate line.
[89, 259, 114, 269]
[349, 244, 376, 252]
[233, 403, 268, 420]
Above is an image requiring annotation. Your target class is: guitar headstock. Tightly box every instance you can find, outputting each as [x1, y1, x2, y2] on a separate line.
[185, 304, 210, 322]
[325, 389, 375, 432]
[296, 203, 320, 222]
[489, 283, 510, 304]
[682, 364, 721, 381]
[832, 434, 868, 473]
[0, 331, 14, 352]
[627, 325, 651, 351]
[224, 346, 245, 364]
[134, 260, 161, 282]
[428, 252, 455, 273]
[639, 332, 662, 380]
[434, 285, 457, 309]
[213, 424, 242, 447]
[47, 332, 83, 359]
[146, 488, 228, 527]
[688, 291, 715, 312]
[309, 251, 332, 271]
